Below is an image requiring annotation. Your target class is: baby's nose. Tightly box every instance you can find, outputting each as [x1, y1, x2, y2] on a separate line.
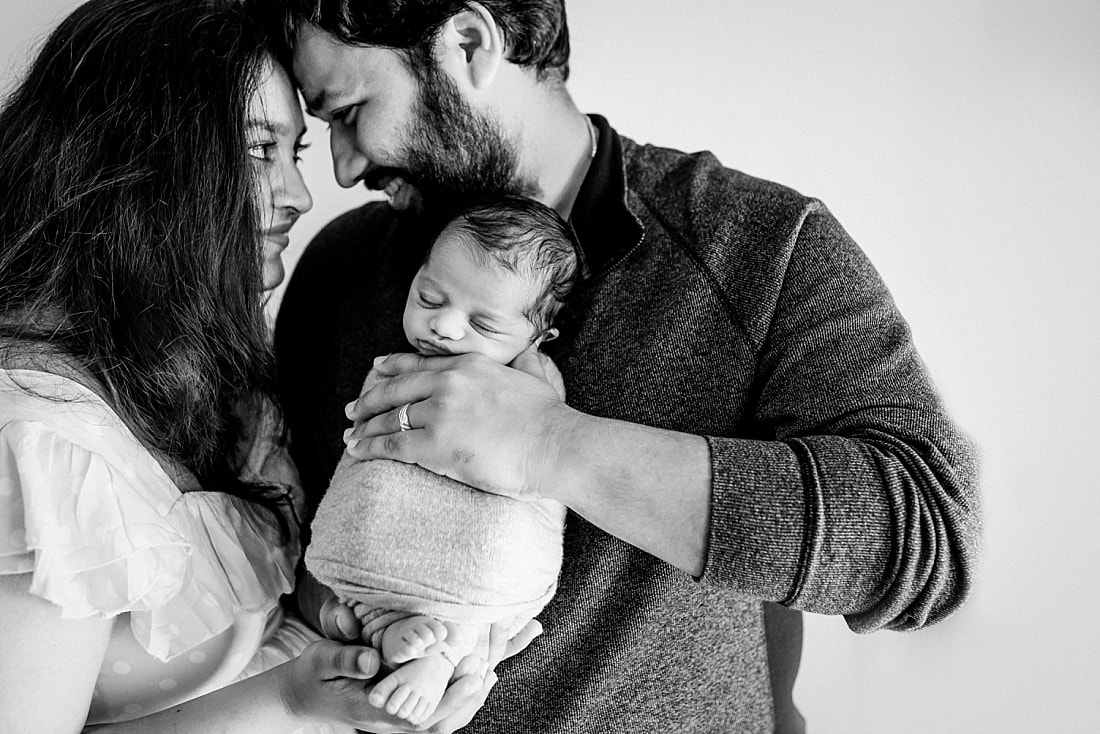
[430, 311, 465, 340]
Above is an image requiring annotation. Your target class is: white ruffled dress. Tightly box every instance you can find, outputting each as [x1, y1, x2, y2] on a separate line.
[0, 369, 343, 731]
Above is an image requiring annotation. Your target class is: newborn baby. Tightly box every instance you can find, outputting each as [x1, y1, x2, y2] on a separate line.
[306, 195, 578, 725]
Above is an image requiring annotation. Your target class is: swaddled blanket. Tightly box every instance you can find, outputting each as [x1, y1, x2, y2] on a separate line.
[305, 366, 566, 642]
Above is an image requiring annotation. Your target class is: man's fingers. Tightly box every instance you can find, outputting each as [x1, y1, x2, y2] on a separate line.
[345, 369, 437, 423]
[345, 376, 426, 424]
[372, 351, 459, 377]
[346, 428, 433, 464]
[507, 345, 545, 378]
[345, 400, 423, 446]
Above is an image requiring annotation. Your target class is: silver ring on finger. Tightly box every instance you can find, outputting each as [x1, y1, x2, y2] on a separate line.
[398, 402, 413, 432]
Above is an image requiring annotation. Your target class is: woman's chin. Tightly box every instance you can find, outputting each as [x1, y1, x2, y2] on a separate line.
[261, 260, 285, 292]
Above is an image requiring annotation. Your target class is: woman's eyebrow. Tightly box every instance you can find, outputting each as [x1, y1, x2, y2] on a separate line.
[245, 119, 296, 137]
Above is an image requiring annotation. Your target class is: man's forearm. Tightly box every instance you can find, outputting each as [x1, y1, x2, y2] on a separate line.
[544, 411, 712, 577]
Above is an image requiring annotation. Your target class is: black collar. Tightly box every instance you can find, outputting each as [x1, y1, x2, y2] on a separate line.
[568, 115, 645, 284]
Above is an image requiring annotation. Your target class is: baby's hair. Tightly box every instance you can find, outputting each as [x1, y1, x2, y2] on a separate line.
[430, 196, 580, 332]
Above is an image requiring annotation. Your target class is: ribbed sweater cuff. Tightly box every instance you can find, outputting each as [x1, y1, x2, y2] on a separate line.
[701, 436, 806, 603]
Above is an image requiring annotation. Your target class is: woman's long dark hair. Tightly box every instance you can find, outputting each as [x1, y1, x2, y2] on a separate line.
[0, 0, 288, 514]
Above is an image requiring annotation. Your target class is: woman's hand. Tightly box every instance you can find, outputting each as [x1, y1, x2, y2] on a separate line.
[296, 571, 363, 641]
[318, 594, 363, 642]
[282, 639, 497, 733]
[280, 639, 381, 724]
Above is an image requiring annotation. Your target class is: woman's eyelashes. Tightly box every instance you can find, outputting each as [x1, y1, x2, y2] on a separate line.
[247, 140, 276, 161]
[294, 140, 311, 163]
[247, 138, 310, 164]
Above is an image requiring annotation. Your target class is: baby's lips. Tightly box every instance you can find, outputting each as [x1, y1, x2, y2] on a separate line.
[382, 176, 405, 196]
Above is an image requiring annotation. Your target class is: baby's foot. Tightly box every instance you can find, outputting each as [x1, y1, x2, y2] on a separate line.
[368, 655, 453, 726]
[382, 615, 448, 665]
[350, 601, 372, 622]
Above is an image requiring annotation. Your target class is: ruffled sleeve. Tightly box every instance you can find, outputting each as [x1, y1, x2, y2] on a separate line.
[0, 370, 296, 661]
[0, 417, 193, 618]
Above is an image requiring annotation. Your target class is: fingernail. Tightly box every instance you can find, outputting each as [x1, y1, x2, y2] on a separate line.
[342, 428, 354, 442]
[347, 439, 360, 451]
[344, 401, 356, 419]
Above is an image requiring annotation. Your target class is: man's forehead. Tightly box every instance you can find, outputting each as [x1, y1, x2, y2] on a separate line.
[292, 24, 403, 112]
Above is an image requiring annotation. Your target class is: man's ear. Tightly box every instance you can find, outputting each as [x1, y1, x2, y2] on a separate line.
[436, 2, 503, 91]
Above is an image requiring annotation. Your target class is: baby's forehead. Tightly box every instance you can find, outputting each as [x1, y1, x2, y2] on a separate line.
[432, 232, 544, 283]
[420, 246, 539, 315]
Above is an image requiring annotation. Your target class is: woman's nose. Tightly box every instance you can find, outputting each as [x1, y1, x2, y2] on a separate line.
[280, 165, 313, 215]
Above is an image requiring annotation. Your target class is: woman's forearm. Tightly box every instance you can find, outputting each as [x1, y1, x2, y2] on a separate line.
[87, 664, 300, 734]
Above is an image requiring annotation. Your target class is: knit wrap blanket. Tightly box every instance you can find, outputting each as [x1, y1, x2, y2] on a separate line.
[305, 361, 566, 638]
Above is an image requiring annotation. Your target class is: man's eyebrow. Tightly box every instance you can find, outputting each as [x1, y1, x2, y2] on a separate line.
[303, 89, 332, 117]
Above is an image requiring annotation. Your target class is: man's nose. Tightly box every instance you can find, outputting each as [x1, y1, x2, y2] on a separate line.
[329, 123, 368, 189]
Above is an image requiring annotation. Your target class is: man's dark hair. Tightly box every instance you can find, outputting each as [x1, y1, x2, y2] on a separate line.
[431, 196, 579, 332]
[251, 0, 570, 82]
[0, 0, 291, 522]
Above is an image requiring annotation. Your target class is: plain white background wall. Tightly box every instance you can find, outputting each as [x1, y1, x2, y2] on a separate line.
[4, 2, 1098, 732]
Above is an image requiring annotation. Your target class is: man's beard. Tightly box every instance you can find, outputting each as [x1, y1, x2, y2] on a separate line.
[375, 61, 538, 210]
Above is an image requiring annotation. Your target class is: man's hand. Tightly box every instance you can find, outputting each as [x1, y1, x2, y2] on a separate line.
[343, 352, 578, 502]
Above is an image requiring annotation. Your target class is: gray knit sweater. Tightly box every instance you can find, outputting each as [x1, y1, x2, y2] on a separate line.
[274, 116, 982, 733]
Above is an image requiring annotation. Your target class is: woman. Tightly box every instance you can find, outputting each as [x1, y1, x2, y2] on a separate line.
[0, 0, 515, 730]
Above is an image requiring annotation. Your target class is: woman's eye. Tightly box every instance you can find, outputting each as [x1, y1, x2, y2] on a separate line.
[247, 142, 274, 161]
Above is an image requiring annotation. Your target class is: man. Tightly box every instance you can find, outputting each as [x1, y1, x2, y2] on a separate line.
[256, 2, 983, 732]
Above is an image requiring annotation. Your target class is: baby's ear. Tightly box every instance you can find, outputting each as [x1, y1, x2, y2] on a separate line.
[537, 327, 560, 345]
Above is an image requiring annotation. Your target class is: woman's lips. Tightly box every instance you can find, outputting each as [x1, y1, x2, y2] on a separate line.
[265, 221, 295, 249]
[265, 232, 290, 249]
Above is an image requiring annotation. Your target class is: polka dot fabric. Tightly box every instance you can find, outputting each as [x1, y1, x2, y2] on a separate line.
[0, 370, 315, 727]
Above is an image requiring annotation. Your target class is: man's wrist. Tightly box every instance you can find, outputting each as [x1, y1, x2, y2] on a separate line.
[532, 404, 593, 507]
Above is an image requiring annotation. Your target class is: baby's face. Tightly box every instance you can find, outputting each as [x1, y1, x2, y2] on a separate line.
[403, 232, 541, 364]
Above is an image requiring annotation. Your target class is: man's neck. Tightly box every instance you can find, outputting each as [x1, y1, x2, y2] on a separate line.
[497, 73, 593, 219]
